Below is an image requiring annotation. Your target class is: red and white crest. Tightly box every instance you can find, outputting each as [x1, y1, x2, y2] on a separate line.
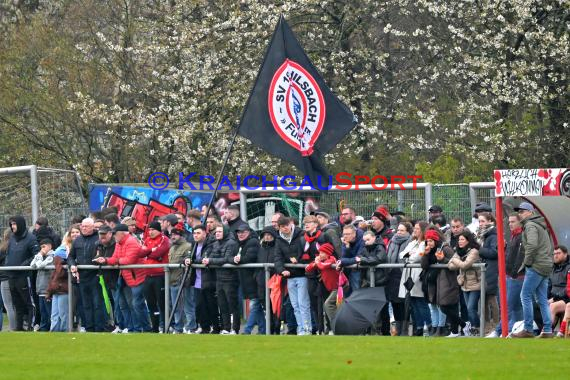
[268, 59, 325, 156]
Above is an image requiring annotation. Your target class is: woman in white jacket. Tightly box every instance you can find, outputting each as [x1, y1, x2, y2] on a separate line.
[398, 221, 431, 335]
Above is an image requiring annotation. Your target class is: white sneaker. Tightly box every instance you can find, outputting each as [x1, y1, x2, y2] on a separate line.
[230, 330, 237, 335]
[485, 330, 498, 338]
[445, 332, 460, 338]
[79, 327, 87, 333]
[328, 331, 334, 336]
[462, 322, 472, 337]
[33, 324, 40, 332]
[122, 328, 129, 334]
[220, 330, 231, 335]
[195, 327, 203, 334]
[556, 331, 564, 338]
[111, 327, 121, 334]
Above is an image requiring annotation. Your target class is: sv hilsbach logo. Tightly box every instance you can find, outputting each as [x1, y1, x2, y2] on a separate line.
[268, 59, 325, 156]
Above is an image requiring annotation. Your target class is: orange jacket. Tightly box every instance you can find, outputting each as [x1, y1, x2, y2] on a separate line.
[107, 234, 146, 287]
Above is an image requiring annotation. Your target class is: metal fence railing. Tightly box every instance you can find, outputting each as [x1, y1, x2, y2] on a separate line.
[1, 262, 487, 337]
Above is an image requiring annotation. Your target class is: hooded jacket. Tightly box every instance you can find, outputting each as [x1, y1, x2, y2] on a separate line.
[321, 222, 342, 257]
[478, 226, 498, 295]
[236, 233, 260, 299]
[448, 247, 481, 292]
[208, 226, 240, 283]
[256, 227, 278, 298]
[30, 250, 54, 295]
[168, 237, 192, 286]
[33, 225, 62, 248]
[386, 233, 410, 302]
[141, 233, 170, 277]
[106, 234, 146, 287]
[421, 243, 460, 306]
[5, 216, 40, 277]
[521, 214, 553, 277]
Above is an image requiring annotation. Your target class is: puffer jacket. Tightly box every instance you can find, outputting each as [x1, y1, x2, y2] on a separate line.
[549, 256, 569, 302]
[478, 227, 498, 295]
[236, 234, 260, 299]
[141, 233, 170, 277]
[359, 240, 388, 287]
[448, 248, 481, 292]
[106, 234, 146, 287]
[30, 251, 54, 296]
[256, 228, 278, 299]
[208, 232, 240, 283]
[521, 214, 553, 277]
[421, 244, 460, 306]
[321, 222, 342, 257]
[190, 234, 215, 289]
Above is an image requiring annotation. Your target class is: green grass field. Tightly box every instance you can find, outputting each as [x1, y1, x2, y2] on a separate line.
[0, 334, 567, 379]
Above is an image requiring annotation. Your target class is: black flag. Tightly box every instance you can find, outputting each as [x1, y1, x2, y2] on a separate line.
[238, 16, 357, 188]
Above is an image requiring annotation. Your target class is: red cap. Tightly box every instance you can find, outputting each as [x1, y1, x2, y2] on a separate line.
[425, 230, 441, 242]
[318, 243, 335, 257]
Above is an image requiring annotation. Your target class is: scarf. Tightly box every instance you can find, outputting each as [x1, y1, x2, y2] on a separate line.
[304, 229, 321, 243]
[510, 227, 522, 238]
[456, 245, 470, 259]
[476, 224, 494, 245]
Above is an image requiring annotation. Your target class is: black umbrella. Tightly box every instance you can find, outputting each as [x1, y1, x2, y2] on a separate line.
[333, 287, 387, 335]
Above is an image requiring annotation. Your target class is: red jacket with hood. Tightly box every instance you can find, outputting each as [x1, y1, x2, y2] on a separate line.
[106, 234, 146, 287]
[141, 233, 170, 277]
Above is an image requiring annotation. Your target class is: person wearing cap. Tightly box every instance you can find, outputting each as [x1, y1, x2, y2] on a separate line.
[313, 210, 342, 257]
[30, 239, 55, 331]
[428, 205, 443, 223]
[235, 225, 265, 335]
[93, 224, 150, 332]
[256, 227, 280, 334]
[467, 202, 493, 233]
[305, 243, 339, 329]
[159, 214, 179, 238]
[68, 217, 106, 332]
[422, 228, 466, 337]
[94, 225, 122, 332]
[511, 202, 554, 338]
[300, 214, 338, 334]
[168, 226, 192, 334]
[140, 221, 170, 333]
[370, 208, 395, 248]
[224, 205, 249, 238]
[204, 224, 240, 334]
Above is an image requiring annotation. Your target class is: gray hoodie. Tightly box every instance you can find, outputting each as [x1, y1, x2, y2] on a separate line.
[30, 250, 54, 296]
[520, 214, 553, 277]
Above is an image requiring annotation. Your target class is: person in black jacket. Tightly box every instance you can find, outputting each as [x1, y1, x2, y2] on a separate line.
[67, 218, 106, 332]
[225, 205, 249, 238]
[33, 217, 62, 248]
[274, 216, 311, 335]
[548, 245, 569, 329]
[5, 216, 40, 331]
[94, 225, 121, 332]
[186, 224, 219, 334]
[476, 212, 499, 334]
[489, 213, 525, 337]
[256, 227, 280, 334]
[204, 224, 240, 334]
[235, 225, 264, 334]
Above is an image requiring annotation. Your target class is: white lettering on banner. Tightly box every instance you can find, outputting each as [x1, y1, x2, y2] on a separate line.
[494, 168, 569, 197]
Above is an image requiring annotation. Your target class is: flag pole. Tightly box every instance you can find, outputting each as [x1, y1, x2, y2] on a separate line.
[165, 16, 285, 332]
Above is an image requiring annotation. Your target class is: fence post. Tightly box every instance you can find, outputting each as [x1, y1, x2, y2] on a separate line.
[30, 165, 39, 223]
[369, 267, 375, 287]
[479, 264, 486, 337]
[424, 183, 433, 221]
[67, 269, 73, 333]
[469, 185, 477, 217]
[239, 191, 248, 223]
[265, 264, 271, 336]
[164, 266, 170, 333]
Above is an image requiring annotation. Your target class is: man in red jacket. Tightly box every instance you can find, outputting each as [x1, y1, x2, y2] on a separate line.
[93, 224, 151, 332]
[140, 221, 170, 332]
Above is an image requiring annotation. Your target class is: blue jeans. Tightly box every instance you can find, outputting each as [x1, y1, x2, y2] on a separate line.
[463, 291, 481, 328]
[244, 298, 266, 334]
[411, 297, 431, 329]
[50, 294, 68, 332]
[124, 283, 151, 332]
[78, 275, 106, 332]
[521, 268, 552, 333]
[114, 278, 132, 330]
[429, 303, 447, 327]
[287, 277, 311, 335]
[169, 285, 185, 333]
[39, 296, 52, 331]
[495, 277, 524, 334]
[348, 270, 361, 296]
[183, 286, 197, 331]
